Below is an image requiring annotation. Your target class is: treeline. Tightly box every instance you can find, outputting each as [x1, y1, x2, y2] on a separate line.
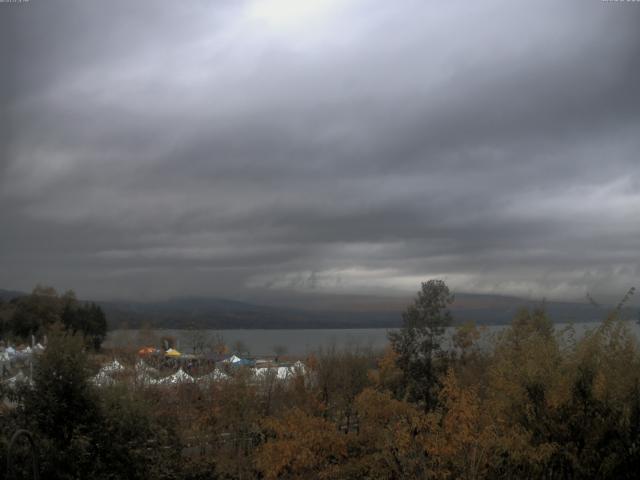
[0, 285, 107, 350]
[2, 280, 640, 479]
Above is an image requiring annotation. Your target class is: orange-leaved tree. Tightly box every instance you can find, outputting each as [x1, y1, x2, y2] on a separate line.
[256, 408, 347, 480]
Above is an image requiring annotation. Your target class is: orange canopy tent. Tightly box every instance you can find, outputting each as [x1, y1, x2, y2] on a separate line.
[138, 346, 157, 356]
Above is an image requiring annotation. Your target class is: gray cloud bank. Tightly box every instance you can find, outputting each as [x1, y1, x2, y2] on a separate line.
[1, 0, 640, 303]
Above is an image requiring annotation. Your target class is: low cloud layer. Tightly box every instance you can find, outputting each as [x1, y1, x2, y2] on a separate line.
[2, 0, 640, 303]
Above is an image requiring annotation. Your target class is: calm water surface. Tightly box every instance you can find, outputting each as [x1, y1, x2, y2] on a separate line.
[105, 321, 640, 356]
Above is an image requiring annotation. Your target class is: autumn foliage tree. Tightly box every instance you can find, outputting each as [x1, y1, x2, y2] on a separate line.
[256, 408, 348, 480]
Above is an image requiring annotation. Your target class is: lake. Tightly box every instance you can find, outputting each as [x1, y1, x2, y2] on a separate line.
[104, 320, 640, 356]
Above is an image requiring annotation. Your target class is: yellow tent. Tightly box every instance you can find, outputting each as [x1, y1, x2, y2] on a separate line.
[165, 348, 181, 358]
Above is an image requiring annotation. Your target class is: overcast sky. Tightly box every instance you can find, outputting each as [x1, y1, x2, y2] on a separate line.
[1, 0, 639, 303]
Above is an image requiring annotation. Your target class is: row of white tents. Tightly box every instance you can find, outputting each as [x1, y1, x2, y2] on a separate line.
[2, 355, 307, 389]
[91, 358, 306, 387]
[0, 344, 45, 362]
[1, 345, 46, 390]
[254, 361, 306, 380]
[92, 361, 229, 387]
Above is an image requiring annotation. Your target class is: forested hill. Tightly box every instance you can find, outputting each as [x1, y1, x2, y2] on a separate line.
[97, 294, 611, 329]
[0, 288, 619, 329]
[100, 297, 398, 329]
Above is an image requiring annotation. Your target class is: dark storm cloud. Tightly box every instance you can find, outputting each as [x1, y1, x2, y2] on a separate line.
[2, 0, 640, 302]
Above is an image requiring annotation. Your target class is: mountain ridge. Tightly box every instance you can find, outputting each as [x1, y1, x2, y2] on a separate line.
[2, 288, 619, 329]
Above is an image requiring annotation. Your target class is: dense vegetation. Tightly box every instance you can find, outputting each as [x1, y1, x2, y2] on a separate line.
[2, 280, 640, 479]
[0, 286, 107, 350]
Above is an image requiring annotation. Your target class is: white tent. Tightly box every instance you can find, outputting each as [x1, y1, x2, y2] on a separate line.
[292, 361, 306, 375]
[208, 369, 229, 381]
[91, 371, 116, 387]
[14, 348, 31, 359]
[158, 368, 194, 385]
[7, 371, 25, 384]
[254, 366, 293, 380]
[254, 367, 272, 378]
[100, 359, 125, 374]
[276, 366, 291, 380]
[90, 360, 125, 387]
[5, 371, 33, 388]
[222, 354, 242, 364]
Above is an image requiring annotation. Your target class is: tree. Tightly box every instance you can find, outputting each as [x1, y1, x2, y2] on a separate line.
[7, 286, 108, 349]
[373, 345, 404, 397]
[14, 325, 180, 479]
[95, 385, 182, 480]
[233, 339, 249, 355]
[82, 302, 108, 350]
[350, 388, 427, 478]
[452, 321, 482, 360]
[424, 369, 493, 479]
[256, 408, 348, 480]
[61, 299, 107, 350]
[273, 345, 287, 361]
[214, 368, 261, 479]
[389, 279, 454, 409]
[18, 325, 101, 478]
[0, 298, 17, 338]
[10, 285, 62, 338]
[210, 331, 229, 355]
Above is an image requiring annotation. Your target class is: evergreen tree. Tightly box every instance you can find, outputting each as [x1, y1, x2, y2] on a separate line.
[389, 279, 454, 409]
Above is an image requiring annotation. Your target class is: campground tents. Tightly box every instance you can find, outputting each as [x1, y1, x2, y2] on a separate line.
[157, 368, 194, 385]
[100, 359, 125, 374]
